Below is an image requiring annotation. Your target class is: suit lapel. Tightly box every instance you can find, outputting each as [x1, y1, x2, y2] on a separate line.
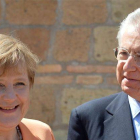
[103, 92, 135, 140]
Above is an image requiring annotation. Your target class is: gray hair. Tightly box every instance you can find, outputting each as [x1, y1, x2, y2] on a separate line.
[117, 8, 140, 46]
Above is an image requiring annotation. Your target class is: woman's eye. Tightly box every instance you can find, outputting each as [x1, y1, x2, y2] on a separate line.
[0, 84, 5, 88]
[0, 84, 4, 86]
[15, 82, 25, 86]
[0, 84, 5, 90]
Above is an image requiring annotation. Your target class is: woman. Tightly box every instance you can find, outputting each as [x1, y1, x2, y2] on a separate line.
[0, 34, 55, 140]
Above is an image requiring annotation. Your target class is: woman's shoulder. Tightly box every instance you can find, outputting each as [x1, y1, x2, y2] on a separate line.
[21, 118, 51, 130]
[20, 118, 55, 140]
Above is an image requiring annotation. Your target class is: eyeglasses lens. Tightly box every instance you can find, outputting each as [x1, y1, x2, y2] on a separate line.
[114, 47, 140, 66]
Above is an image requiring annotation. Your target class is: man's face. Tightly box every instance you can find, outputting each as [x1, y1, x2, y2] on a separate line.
[116, 27, 140, 101]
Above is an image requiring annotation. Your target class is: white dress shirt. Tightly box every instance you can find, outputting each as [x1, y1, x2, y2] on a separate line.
[128, 96, 140, 140]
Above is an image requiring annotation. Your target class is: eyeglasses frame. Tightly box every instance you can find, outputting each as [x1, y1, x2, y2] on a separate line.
[113, 47, 140, 66]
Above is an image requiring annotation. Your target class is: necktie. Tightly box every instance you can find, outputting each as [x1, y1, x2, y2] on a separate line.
[134, 112, 140, 140]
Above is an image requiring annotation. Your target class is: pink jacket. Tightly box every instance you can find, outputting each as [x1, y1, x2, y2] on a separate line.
[19, 118, 55, 140]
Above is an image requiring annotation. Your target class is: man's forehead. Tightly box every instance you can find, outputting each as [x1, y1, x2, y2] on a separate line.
[121, 28, 140, 48]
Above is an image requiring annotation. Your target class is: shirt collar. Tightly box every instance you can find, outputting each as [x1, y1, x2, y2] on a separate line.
[128, 95, 140, 119]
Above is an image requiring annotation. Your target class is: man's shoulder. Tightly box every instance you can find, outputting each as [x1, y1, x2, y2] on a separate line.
[68, 92, 127, 140]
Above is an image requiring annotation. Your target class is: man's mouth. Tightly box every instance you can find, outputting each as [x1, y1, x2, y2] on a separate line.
[123, 77, 140, 83]
[124, 76, 136, 80]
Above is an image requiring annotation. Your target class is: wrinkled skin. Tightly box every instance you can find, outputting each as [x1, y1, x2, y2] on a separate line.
[117, 28, 140, 101]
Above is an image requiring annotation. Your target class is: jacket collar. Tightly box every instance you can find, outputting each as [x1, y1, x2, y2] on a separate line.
[103, 92, 135, 140]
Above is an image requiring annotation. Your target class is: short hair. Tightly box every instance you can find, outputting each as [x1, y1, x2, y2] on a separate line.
[117, 8, 140, 46]
[0, 34, 39, 87]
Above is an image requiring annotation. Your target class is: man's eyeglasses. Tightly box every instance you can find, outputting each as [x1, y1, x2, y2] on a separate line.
[113, 47, 140, 66]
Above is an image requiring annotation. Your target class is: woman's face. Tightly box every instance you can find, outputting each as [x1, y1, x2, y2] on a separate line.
[0, 64, 30, 130]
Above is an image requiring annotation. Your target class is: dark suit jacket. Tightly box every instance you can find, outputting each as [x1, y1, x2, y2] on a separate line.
[67, 92, 136, 140]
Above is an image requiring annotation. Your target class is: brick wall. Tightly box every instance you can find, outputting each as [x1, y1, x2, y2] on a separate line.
[0, 0, 140, 139]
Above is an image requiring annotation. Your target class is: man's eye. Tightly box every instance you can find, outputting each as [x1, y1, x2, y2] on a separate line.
[119, 51, 128, 55]
[117, 50, 129, 60]
[136, 54, 140, 57]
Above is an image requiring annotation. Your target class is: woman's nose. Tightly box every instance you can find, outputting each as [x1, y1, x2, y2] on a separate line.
[2, 87, 17, 102]
[123, 56, 137, 72]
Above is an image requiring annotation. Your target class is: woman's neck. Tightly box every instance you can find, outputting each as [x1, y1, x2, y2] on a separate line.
[0, 128, 18, 140]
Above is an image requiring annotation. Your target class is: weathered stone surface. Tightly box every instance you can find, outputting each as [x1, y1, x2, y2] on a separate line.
[76, 75, 103, 85]
[107, 77, 119, 85]
[0, 0, 128, 138]
[0, 2, 2, 21]
[62, 0, 107, 25]
[0, 28, 12, 35]
[37, 64, 62, 73]
[34, 76, 74, 85]
[111, 0, 140, 23]
[26, 85, 55, 124]
[94, 26, 118, 62]
[54, 28, 91, 62]
[15, 28, 50, 60]
[67, 65, 116, 73]
[61, 88, 117, 124]
[5, 0, 57, 25]
[53, 130, 67, 140]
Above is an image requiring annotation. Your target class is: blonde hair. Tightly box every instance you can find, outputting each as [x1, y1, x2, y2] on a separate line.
[0, 34, 39, 86]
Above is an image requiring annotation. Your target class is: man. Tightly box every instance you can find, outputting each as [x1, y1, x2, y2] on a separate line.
[67, 8, 140, 140]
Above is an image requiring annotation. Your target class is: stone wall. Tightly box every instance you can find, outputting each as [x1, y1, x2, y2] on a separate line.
[0, 0, 140, 139]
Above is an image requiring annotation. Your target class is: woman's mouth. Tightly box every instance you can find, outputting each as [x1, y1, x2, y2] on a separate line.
[0, 105, 19, 113]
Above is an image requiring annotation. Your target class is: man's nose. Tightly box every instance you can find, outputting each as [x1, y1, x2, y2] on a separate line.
[123, 56, 137, 71]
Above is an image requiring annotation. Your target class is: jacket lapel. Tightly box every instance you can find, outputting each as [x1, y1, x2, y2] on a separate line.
[103, 92, 135, 140]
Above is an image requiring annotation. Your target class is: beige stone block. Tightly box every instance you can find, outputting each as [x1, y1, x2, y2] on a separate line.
[0, 2, 1, 21]
[107, 77, 119, 85]
[15, 28, 50, 60]
[76, 75, 103, 85]
[34, 76, 74, 85]
[5, 0, 57, 25]
[94, 26, 118, 62]
[111, 0, 140, 23]
[67, 65, 116, 73]
[37, 64, 62, 73]
[53, 130, 67, 140]
[0, 28, 12, 35]
[26, 85, 55, 124]
[54, 28, 91, 62]
[62, 0, 107, 25]
[61, 88, 117, 124]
